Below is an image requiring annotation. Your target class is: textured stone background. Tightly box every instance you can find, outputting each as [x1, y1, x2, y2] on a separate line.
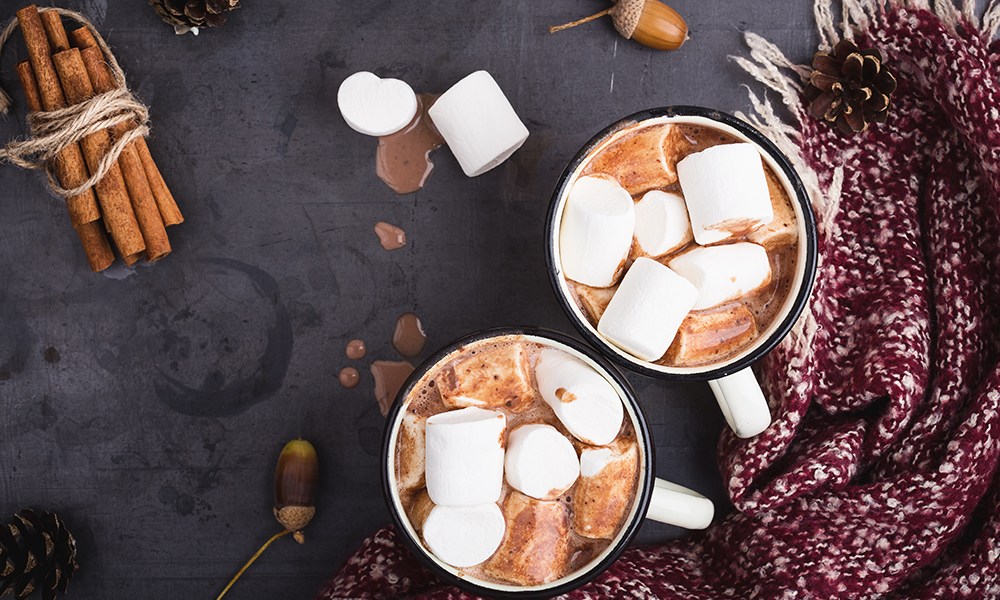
[0, 1, 818, 598]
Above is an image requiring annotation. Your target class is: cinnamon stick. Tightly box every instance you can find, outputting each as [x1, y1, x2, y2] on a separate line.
[78, 46, 170, 261]
[51, 48, 146, 259]
[70, 26, 184, 226]
[40, 10, 71, 52]
[73, 52, 171, 263]
[14, 5, 100, 225]
[15, 61, 113, 272]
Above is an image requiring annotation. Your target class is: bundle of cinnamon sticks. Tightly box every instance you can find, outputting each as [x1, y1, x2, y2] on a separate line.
[12, 5, 182, 272]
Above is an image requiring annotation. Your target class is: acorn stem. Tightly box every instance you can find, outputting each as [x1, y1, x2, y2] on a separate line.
[548, 8, 613, 33]
[216, 529, 293, 600]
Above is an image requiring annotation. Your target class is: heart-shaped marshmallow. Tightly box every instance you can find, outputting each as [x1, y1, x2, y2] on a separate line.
[337, 72, 418, 137]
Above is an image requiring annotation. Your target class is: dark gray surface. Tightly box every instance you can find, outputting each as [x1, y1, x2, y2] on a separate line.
[0, 1, 818, 598]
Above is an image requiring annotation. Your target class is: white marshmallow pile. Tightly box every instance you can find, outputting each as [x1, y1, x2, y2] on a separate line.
[598, 258, 699, 362]
[676, 143, 774, 245]
[422, 503, 507, 568]
[559, 176, 635, 287]
[560, 135, 783, 364]
[409, 346, 633, 569]
[504, 424, 580, 500]
[668, 242, 771, 310]
[535, 349, 624, 446]
[429, 71, 530, 177]
[425, 407, 506, 506]
[337, 72, 418, 137]
[337, 70, 528, 176]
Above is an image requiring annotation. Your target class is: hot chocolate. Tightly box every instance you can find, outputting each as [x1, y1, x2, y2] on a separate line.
[393, 336, 641, 586]
[560, 121, 799, 367]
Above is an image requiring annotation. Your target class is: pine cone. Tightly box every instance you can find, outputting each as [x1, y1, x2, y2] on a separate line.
[806, 39, 897, 135]
[0, 511, 78, 600]
[149, 0, 241, 35]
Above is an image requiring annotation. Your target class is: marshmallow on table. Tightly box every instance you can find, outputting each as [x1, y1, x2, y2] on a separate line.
[633, 190, 693, 257]
[573, 283, 617, 323]
[573, 440, 640, 539]
[396, 412, 426, 491]
[677, 143, 773, 245]
[428, 71, 529, 177]
[668, 242, 771, 310]
[435, 343, 535, 412]
[422, 503, 505, 568]
[505, 424, 580, 500]
[598, 257, 699, 361]
[559, 175, 635, 288]
[483, 492, 572, 585]
[337, 71, 418, 137]
[586, 123, 680, 195]
[535, 349, 624, 446]
[425, 407, 506, 506]
[665, 304, 757, 365]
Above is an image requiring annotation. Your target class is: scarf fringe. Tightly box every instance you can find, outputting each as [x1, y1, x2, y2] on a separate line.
[734, 0, 999, 356]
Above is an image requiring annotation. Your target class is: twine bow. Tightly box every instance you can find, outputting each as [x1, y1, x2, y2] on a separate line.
[0, 7, 151, 199]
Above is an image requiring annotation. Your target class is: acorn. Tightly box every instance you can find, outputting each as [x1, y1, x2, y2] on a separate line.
[273, 438, 319, 544]
[549, 0, 688, 51]
[215, 438, 319, 600]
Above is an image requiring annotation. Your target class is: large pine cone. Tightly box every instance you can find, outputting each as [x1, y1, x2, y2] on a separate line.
[0, 511, 78, 600]
[806, 39, 897, 135]
[149, 0, 241, 34]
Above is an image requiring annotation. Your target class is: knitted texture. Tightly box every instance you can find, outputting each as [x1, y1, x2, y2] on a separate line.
[317, 1, 1000, 597]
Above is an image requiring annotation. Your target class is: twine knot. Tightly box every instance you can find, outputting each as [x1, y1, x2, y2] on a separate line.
[0, 7, 151, 199]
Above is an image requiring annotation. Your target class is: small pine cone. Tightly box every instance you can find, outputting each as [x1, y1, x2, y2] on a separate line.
[0, 510, 79, 600]
[805, 39, 897, 135]
[149, 0, 241, 35]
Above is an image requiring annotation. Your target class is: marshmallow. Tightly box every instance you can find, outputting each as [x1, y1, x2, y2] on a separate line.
[665, 304, 757, 365]
[559, 175, 635, 287]
[535, 349, 624, 446]
[405, 489, 435, 533]
[435, 343, 534, 412]
[428, 71, 529, 177]
[668, 242, 771, 310]
[633, 190, 693, 257]
[748, 178, 799, 248]
[677, 143, 774, 244]
[422, 503, 505, 568]
[574, 283, 617, 323]
[337, 72, 418, 137]
[574, 440, 640, 539]
[598, 257, 699, 361]
[483, 492, 572, 585]
[396, 412, 426, 490]
[587, 123, 682, 195]
[504, 425, 580, 500]
[425, 407, 506, 506]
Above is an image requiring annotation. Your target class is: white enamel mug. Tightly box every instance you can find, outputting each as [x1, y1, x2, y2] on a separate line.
[382, 328, 715, 598]
[545, 107, 818, 439]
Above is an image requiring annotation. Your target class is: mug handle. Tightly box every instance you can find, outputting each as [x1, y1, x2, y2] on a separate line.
[645, 479, 715, 529]
[709, 368, 772, 438]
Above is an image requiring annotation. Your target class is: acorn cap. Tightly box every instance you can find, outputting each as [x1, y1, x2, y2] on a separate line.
[612, 0, 644, 39]
[273, 505, 316, 534]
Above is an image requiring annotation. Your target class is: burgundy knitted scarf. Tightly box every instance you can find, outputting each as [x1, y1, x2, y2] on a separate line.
[318, 1, 1000, 597]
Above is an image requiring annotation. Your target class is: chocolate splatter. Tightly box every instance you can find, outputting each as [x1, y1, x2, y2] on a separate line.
[339, 367, 360, 389]
[376, 94, 444, 194]
[371, 360, 415, 416]
[392, 313, 426, 358]
[374, 221, 407, 251]
[346, 339, 367, 360]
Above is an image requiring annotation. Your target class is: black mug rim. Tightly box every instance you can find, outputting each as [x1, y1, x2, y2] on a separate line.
[380, 326, 655, 599]
[544, 106, 819, 381]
